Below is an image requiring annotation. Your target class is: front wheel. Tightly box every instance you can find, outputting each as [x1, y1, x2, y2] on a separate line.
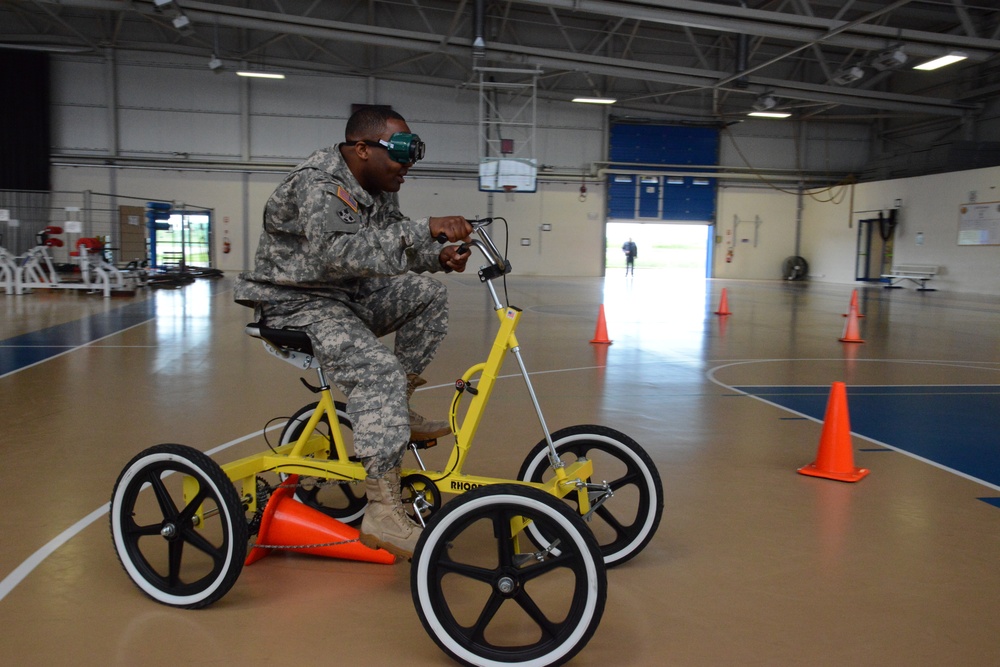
[110, 444, 247, 609]
[518, 425, 663, 567]
[412, 484, 606, 667]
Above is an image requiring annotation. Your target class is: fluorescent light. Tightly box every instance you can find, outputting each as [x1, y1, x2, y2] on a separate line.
[236, 71, 286, 79]
[572, 97, 617, 104]
[748, 111, 791, 118]
[913, 51, 967, 71]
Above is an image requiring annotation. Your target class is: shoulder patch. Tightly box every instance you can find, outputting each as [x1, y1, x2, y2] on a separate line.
[336, 185, 359, 213]
[337, 207, 357, 225]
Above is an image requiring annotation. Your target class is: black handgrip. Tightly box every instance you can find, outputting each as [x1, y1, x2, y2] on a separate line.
[435, 233, 448, 243]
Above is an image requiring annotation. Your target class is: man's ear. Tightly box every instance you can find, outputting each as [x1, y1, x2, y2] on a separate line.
[347, 140, 370, 161]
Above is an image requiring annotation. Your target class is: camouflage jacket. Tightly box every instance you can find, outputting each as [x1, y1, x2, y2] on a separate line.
[234, 145, 442, 308]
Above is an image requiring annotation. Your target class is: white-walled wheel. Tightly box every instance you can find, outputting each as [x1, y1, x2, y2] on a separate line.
[518, 425, 663, 567]
[110, 444, 247, 609]
[412, 484, 607, 667]
[278, 400, 367, 525]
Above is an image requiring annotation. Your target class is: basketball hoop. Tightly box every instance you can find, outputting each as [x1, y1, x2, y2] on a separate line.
[502, 184, 516, 201]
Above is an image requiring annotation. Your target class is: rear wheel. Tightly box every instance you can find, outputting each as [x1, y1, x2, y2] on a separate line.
[278, 401, 367, 525]
[110, 444, 247, 608]
[412, 484, 606, 667]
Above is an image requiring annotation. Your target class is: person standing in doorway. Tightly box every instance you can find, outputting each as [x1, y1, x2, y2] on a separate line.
[622, 237, 637, 276]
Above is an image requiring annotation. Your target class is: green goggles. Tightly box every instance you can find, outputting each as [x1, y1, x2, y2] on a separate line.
[365, 132, 426, 164]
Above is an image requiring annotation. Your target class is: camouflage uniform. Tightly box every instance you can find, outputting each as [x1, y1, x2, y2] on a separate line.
[235, 146, 448, 476]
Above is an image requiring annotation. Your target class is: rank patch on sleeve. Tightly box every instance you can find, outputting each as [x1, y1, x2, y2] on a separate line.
[335, 185, 359, 213]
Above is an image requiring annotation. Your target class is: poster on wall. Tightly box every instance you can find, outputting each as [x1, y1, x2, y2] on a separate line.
[958, 201, 1000, 245]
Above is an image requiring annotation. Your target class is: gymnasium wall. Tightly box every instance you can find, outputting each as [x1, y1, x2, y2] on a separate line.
[802, 167, 1000, 295]
[43, 51, 999, 294]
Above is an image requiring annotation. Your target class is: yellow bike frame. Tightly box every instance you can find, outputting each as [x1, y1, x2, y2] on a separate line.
[217, 222, 594, 522]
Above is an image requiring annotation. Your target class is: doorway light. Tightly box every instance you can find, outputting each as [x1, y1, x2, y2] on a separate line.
[572, 97, 617, 104]
[913, 51, 967, 71]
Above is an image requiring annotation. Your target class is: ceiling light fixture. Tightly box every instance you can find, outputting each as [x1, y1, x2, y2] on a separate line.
[748, 111, 791, 119]
[913, 51, 967, 71]
[572, 97, 617, 104]
[871, 48, 907, 71]
[831, 66, 865, 85]
[751, 93, 777, 112]
[171, 15, 195, 37]
[236, 71, 286, 79]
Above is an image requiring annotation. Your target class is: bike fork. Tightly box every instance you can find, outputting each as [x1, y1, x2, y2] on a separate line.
[485, 280, 563, 473]
[511, 345, 563, 471]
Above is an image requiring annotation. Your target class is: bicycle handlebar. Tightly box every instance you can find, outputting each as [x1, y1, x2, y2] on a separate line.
[465, 218, 511, 282]
[434, 217, 510, 281]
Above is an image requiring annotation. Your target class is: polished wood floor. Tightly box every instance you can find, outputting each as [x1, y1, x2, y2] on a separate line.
[2, 270, 999, 666]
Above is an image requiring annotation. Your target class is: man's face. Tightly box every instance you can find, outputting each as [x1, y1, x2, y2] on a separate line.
[363, 117, 413, 195]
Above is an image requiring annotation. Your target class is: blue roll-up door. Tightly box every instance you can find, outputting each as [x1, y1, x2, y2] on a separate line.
[608, 124, 718, 222]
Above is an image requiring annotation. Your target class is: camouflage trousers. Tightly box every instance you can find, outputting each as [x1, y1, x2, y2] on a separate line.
[262, 274, 448, 476]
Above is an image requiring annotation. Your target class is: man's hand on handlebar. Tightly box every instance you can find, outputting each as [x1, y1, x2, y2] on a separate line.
[439, 244, 472, 273]
[429, 216, 473, 244]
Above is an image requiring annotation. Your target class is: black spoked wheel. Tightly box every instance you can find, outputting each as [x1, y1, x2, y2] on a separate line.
[278, 400, 367, 525]
[518, 425, 663, 567]
[412, 484, 606, 667]
[110, 444, 247, 609]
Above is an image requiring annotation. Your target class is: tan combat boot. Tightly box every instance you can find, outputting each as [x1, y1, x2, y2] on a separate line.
[406, 373, 451, 440]
[359, 468, 422, 560]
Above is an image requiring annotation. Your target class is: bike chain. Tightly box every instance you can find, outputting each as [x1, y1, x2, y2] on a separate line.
[252, 538, 360, 549]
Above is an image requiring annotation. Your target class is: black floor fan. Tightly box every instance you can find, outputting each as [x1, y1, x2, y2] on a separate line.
[782, 255, 809, 280]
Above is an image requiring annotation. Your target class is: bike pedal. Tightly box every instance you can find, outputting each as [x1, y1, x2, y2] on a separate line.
[410, 438, 438, 450]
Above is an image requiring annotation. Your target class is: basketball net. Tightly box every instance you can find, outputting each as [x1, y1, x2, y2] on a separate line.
[502, 184, 516, 202]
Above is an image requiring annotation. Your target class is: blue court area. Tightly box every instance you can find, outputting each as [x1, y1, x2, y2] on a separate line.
[735, 384, 1000, 494]
[0, 300, 157, 377]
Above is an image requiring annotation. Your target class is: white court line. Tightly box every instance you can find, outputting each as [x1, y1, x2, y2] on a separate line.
[0, 319, 154, 380]
[0, 426, 279, 603]
[707, 358, 1000, 494]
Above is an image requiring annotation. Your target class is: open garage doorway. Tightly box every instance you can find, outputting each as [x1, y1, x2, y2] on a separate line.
[605, 222, 711, 279]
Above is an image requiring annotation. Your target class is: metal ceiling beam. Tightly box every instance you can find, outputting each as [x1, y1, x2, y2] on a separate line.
[24, 0, 983, 116]
[515, 0, 1000, 61]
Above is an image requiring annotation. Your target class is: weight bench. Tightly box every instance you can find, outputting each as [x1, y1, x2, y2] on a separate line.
[881, 264, 938, 291]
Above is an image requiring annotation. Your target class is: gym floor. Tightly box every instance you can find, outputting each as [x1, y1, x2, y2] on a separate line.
[2, 269, 999, 666]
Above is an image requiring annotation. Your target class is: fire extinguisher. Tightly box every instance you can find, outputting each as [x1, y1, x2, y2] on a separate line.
[223, 237, 231, 254]
[725, 248, 734, 263]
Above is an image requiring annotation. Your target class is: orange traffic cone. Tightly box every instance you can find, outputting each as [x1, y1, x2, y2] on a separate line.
[714, 288, 731, 315]
[590, 304, 612, 344]
[839, 301, 865, 343]
[245, 476, 396, 566]
[798, 382, 870, 482]
[843, 289, 865, 318]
